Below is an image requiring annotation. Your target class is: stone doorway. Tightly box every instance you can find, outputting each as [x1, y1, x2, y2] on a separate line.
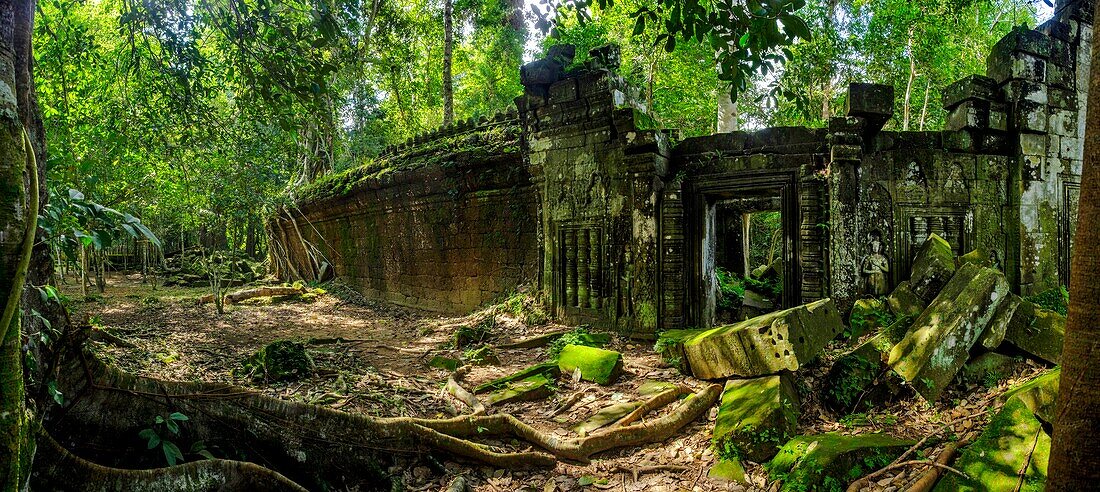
[688, 171, 802, 328]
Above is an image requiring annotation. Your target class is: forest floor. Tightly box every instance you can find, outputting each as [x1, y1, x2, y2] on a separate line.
[63, 272, 1051, 492]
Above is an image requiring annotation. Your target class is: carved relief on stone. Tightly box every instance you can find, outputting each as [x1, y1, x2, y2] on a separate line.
[861, 230, 890, 296]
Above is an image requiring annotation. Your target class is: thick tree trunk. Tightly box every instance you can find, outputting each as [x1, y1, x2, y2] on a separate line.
[443, 0, 454, 126]
[716, 87, 739, 132]
[1047, 1, 1100, 487]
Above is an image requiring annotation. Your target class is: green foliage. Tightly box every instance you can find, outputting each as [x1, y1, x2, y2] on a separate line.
[498, 291, 550, 327]
[716, 267, 746, 312]
[846, 298, 896, 339]
[826, 354, 878, 410]
[454, 317, 496, 349]
[1025, 286, 1070, 317]
[237, 340, 315, 382]
[138, 412, 213, 466]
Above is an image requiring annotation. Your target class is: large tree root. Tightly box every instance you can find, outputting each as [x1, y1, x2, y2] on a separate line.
[43, 345, 719, 489]
[198, 286, 306, 305]
[34, 427, 308, 492]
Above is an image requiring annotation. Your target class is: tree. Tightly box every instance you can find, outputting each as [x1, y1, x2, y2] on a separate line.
[1046, 0, 1100, 487]
[443, 0, 455, 125]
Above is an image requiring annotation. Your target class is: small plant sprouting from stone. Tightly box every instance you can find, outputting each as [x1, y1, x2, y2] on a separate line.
[138, 412, 214, 466]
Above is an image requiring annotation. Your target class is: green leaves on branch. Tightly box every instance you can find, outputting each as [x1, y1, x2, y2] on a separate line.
[38, 188, 162, 264]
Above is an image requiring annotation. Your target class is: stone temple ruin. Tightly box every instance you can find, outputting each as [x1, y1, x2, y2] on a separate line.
[271, 1, 1091, 339]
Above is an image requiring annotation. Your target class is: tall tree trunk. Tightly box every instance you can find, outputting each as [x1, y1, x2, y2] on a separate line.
[442, 0, 454, 126]
[918, 77, 931, 130]
[1047, 0, 1100, 486]
[902, 25, 916, 131]
[716, 89, 739, 133]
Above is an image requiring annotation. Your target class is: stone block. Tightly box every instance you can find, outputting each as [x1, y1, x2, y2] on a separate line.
[767, 434, 913, 492]
[474, 362, 560, 393]
[908, 234, 957, 304]
[846, 83, 894, 130]
[961, 352, 1024, 387]
[1001, 368, 1059, 425]
[847, 298, 891, 339]
[888, 263, 1011, 401]
[713, 374, 799, 462]
[823, 317, 912, 414]
[933, 397, 1049, 491]
[1049, 109, 1078, 136]
[942, 75, 1000, 110]
[676, 299, 844, 379]
[1004, 300, 1065, 364]
[557, 344, 623, 385]
[887, 281, 926, 318]
[1003, 80, 1048, 105]
[988, 51, 1047, 83]
[1014, 100, 1050, 133]
[1046, 62, 1074, 88]
[946, 100, 991, 130]
[484, 373, 554, 405]
[988, 27, 1052, 62]
[976, 292, 1021, 350]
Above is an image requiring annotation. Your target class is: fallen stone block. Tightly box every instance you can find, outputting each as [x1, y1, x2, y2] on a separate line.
[961, 352, 1024, 388]
[908, 234, 957, 303]
[708, 459, 748, 484]
[886, 280, 926, 317]
[557, 344, 623, 385]
[1001, 368, 1060, 424]
[484, 373, 554, 406]
[976, 293, 1021, 350]
[888, 263, 1010, 401]
[847, 298, 893, 339]
[571, 401, 641, 436]
[654, 329, 695, 374]
[713, 374, 799, 463]
[823, 317, 912, 414]
[677, 299, 843, 379]
[766, 433, 913, 492]
[933, 397, 1050, 491]
[474, 362, 560, 394]
[1004, 300, 1065, 365]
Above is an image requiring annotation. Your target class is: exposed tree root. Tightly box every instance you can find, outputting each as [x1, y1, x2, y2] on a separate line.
[906, 443, 959, 492]
[198, 286, 306, 305]
[44, 345, 720, 489]
[606, 385, 691, 430]
[445, 370, 486, 415]
[34, 426, 308, 491]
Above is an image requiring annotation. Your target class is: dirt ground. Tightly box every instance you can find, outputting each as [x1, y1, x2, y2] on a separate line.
[66, 272, 1051, 492]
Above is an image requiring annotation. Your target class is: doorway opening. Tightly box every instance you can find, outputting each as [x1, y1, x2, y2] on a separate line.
[711, 198, 784, 324]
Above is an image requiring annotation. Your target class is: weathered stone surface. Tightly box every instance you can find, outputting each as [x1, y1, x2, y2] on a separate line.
[557, 344, 623, 385]
[908, 234, 957, 303]
[888, 263, 1011, 401]
[474, 362, 560, 394]
[708, 459, 748, 484]
[886, 281, 926, 318]
[767, 433, 913, 492]
[846, 83, 894, 129]
[484, 374, 554, 406]
[942, 75, 1000, 110]
[976, 293, 1021, 350]
[677, 299, 843, 379]
[961, 352, 1024, 387]
[1001, 368, 1060, 424]
[713, 375, 799, 463]
[571, 401, 640, 436]
[824, 317, 912, 414]
[934, 397, 1050, 491]
[1004, 300, 1065, 364]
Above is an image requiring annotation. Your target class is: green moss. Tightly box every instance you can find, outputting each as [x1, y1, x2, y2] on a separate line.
[934, 398, 1050, 491]
[766, 433, 913, 492]
[484, 374, 554, 405]
[713, 375, 799, 463]
[847, 298, 895, 339]
[547, 327, 610, 360]
[236, 340, 314, 382]
[473, 362, 560, 394]
[1025, 286, 1069, 317]
[557, 344, 623, 385]
[1001, 368, 1060, 424]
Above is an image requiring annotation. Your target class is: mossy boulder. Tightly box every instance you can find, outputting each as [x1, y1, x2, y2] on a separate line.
[961, 352, 1024, 388]
[708, 459, 748, 484]
[933, 397, 1050, 491]
[1004, 300, 1065, 365]
[484, 374, 554, 406]
[766, 433, 913, 492]
[1001, 368, 1060, 424]
[238, 340, 314, 382]
[957, 247, 994, 268]
[675, 299, 843, 380]
[823, 321, 911, 414]
[888, 263, 1010, 401]
[463, 345, 500, 366]
[557, 344, 623, 385]
[654, 329, 696, 374]
[474, 362, 560, 394]
[713, 374, 799, 463]
[908, 234, 957, 303]
[886, 280, 926, 318]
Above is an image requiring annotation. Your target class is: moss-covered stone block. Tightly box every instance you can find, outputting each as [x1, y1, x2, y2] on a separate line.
[823, 323, 911, 414]
[957, 247, 994, 269]
[1001, 368, 1060, 424]
[933, 397, 1050, 491]
[708, 458, 748, 484]
[888, 263, 1010, 401]
[908, 234, 957, 303]
[238, 340, 314, 382]
[474, 362, 560, 394]
[484, 374, 554, 406]
[571, 401, 641, 436]
[766, 433, 913, 492]
[962, 352, 1024, 388]
[847, 298, 892, 339]
[463, 345, 500, 366]
[557, 344, 623, 385]
[886, 281, 926, 318]
[654, 329, 695, 374]
[713, 374, 799, 463]
[678, 299, 843, 380]
[1004, 300, 1065, 365]
[976, 293, 1021, 350]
